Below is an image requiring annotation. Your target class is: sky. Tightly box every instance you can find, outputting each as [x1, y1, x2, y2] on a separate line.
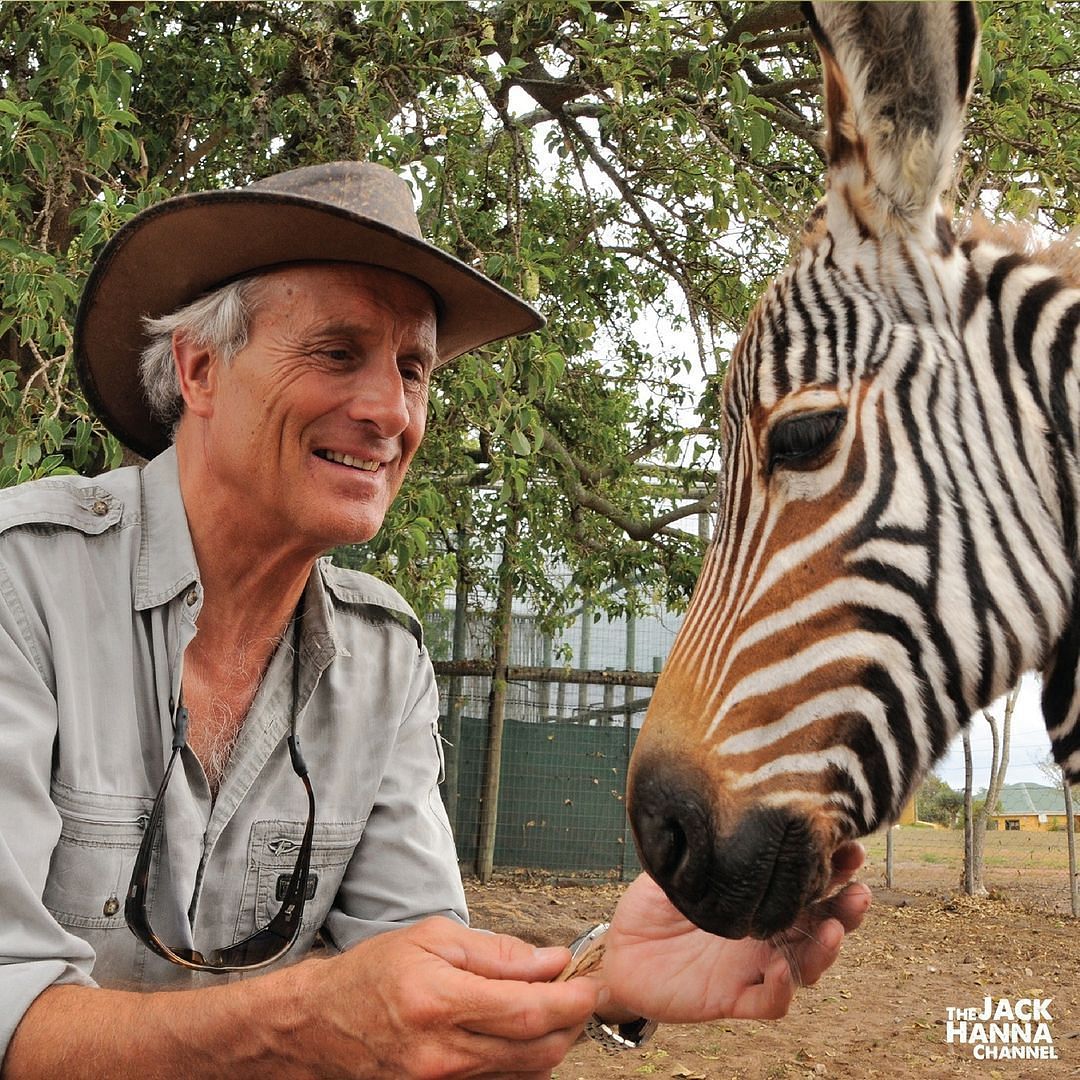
[931, 673, 1058, 791]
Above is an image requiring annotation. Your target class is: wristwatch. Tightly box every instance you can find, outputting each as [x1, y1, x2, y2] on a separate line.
[584, 1012, 660, 1051]
[561, 922, 659, 1051]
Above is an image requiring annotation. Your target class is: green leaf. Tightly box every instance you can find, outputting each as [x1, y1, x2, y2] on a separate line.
[24, 141, 46, 176]
[747, 113, 772, 160]
[508, 429, 532, 456]
[42, 418, 65, 452]
[102, 41, 143, 74]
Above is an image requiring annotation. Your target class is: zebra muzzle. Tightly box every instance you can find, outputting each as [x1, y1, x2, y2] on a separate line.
[628, 760, 824, 939]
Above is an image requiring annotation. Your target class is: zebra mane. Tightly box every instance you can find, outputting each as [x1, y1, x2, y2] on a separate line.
[963, 215, 1080, 289]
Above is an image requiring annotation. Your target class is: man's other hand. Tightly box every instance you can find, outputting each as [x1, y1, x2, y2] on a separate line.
[596, 842, 872, 1024]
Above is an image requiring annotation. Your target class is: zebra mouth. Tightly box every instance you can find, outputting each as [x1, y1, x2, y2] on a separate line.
[629, 761, 827, 938]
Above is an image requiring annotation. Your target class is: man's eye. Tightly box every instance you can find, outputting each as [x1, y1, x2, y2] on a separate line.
[766, 408, 846, 474]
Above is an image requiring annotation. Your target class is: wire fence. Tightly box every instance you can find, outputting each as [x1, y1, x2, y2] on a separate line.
[427, 601, 684, 879]
[864, 826, 1078, 916]
[444, 704, 642, 879]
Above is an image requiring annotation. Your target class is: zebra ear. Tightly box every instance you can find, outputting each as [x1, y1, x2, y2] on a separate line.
[803, 2, 980, 234]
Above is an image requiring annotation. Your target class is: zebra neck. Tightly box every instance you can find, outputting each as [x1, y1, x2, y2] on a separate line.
[965, 240, 1080, 550]
[967, 239, 1080, 777]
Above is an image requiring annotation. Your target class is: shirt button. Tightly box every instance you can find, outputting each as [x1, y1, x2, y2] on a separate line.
[185, 588, 199, 607]
[91, 499, 109, 516]
[102, 896, 120, 917]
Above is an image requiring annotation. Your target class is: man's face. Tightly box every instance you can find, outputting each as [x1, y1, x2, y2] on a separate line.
[190, 263, 437, 554]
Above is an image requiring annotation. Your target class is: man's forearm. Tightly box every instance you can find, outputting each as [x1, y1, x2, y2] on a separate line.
[4, 918, 600, 1080]
[4, 961, 311, 1080]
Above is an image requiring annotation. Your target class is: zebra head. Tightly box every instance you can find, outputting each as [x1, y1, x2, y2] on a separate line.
[628, 1, 1080, 939]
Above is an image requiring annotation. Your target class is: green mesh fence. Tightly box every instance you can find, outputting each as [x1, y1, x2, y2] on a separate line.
[441, 707, 642, 879]
[429, 595, 682, 878]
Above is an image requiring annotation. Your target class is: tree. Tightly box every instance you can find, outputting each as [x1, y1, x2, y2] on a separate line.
[4, 1, 1079, 630]
[961, 685, 1017, 897]
[916, 773, 964, 827]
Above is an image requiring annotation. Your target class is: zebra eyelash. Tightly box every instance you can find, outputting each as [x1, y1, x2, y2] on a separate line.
[766, 408, 847, 475]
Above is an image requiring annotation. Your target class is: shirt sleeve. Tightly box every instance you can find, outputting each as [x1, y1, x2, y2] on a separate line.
[322, 648, 468, 949]
[0, 567, 97, 1060]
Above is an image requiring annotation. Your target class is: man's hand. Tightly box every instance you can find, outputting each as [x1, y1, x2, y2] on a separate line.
[7, 918, 594, 1080]
[283, 917, 598, 1079]
[595, 842, 872, 1024]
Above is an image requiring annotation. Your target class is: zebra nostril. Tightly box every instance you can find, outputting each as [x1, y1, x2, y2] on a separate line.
[628, 767, 713, 903]
[652, 815, 689, 879]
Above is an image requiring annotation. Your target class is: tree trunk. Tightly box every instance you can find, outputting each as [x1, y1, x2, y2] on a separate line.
[968, 715, 997, 898]
[539, 633, 553, 719]
[962, 729, 975, 895]
[577, 599, 593, 716]
[475, 510, 519, 883]
[1065, 777, 1079, 918]
[960, 685, 1017, 895]
[970, 686, 1017, 895]
[442, 526, 470, 835]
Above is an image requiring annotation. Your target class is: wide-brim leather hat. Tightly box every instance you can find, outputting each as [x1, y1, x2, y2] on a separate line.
[74, 161, 544, 459]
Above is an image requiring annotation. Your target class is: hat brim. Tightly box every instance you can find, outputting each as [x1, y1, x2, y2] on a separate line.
[75, 190, 544, 459]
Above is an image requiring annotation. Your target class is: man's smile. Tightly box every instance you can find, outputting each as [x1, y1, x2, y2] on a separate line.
[314, 449, 383, 472]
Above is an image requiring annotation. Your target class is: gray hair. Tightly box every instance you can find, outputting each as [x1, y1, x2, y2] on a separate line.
[138, 275, 267, 434]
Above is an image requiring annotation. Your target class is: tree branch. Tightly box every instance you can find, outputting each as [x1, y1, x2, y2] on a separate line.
[723, 2, 803, 42]
[541, 428, 715, 542]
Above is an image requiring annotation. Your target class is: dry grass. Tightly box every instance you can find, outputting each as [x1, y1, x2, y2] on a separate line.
[863, 825, 1075, 873]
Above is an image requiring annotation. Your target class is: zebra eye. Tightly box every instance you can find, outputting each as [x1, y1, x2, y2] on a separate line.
[767, 408, 846, 474]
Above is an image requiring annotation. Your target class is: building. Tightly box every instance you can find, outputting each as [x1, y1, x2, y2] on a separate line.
[987, 782, 1079, 832]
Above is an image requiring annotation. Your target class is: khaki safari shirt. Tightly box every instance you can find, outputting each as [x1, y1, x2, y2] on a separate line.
[0, 447, 466, 1056]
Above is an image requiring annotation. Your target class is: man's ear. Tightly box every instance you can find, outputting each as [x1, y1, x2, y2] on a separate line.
[172, 331, 218, 418]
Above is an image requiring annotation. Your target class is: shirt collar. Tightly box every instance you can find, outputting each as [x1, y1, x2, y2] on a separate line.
[133, 448, 347, 663]
[134, 445, 200, 612]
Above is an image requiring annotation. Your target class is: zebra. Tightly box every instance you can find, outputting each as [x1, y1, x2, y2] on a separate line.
[626, 0, 1080, 941]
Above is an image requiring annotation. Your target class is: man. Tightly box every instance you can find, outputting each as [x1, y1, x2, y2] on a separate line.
[0, 161, 871, 1077]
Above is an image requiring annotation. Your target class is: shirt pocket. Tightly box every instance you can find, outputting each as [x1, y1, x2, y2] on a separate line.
[43, 784, 156, 985]
[234, 819, 364, 945]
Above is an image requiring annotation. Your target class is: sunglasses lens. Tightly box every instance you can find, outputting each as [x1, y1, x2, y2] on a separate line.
[126, 754, 314, 973]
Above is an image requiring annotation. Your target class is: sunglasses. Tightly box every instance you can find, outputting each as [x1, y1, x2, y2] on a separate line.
[126, 612, 315, 972]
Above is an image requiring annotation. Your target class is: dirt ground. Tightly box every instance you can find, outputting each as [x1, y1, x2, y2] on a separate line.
[464, 854, 1080, 1079]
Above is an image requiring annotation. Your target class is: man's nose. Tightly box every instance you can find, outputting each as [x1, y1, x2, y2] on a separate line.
[345, 359, 411, 435]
